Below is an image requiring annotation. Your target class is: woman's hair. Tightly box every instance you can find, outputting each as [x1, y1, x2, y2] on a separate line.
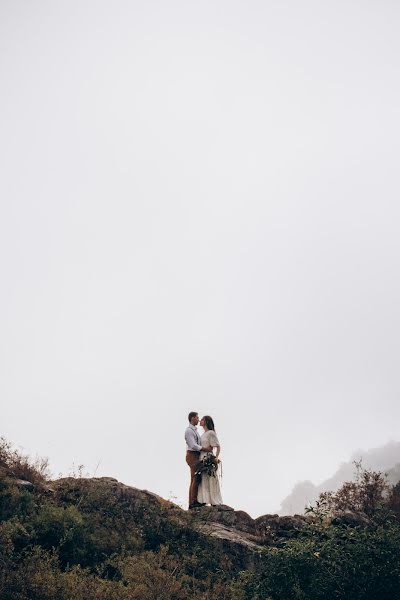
[202, 415, 215, 431]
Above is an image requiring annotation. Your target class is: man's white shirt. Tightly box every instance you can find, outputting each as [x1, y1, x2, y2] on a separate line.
[185, 424, 202, 452]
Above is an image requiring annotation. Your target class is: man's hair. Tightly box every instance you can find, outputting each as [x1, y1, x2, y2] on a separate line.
[188, 411, 198, 422]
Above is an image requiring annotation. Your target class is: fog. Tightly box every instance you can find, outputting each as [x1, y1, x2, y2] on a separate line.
[1, 0, 400, 516]
[280, 441, 400, 515]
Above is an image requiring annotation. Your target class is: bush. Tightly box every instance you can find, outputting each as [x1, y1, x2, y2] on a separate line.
[308, 462, 391, 520]
[0, 438, 50, 485]
[235, 521, 400, 600]
[0, 478, 37, 521]
[31, 505, 87, 566]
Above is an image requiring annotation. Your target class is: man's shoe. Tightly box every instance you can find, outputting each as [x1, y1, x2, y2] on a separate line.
[190, 501, 204, 509]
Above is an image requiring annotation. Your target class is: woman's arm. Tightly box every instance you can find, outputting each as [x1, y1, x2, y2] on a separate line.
[210, 432, 221, 458]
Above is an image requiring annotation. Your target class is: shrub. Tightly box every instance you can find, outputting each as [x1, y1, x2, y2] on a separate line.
[31, 505, 87, 566]
[0, 437, 50, 485]
[306, 462, 391, 522]
[388, 481, 400, 521]
[116, 548, 189, 600]
[0, 477, 37, 521]
[235, 520, 400, 600]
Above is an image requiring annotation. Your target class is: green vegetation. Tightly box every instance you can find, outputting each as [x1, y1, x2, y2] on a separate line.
[1, 437, 400, 599]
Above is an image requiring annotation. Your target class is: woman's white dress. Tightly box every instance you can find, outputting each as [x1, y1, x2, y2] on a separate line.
[197, 430, 223, 505]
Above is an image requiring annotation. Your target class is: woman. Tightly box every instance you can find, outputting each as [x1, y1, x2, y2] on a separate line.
[197, 415, 223, 506]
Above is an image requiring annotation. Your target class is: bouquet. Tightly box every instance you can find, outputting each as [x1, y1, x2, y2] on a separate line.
[195, 452, 220, 482]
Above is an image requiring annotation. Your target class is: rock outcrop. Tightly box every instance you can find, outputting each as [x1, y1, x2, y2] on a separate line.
[52, 477, 312, 560]
[193, 505, 310, 553]
[12, 475, 372, 560]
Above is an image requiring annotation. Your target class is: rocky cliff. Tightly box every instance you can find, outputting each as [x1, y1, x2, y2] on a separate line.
[52, 476, 310, 567]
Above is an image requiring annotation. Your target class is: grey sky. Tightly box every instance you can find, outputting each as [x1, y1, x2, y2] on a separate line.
[1, 0, 400, 516]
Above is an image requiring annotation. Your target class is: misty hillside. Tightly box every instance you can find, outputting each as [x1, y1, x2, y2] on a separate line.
[279, 441, 400, 515]
[2, 437, 400, 600]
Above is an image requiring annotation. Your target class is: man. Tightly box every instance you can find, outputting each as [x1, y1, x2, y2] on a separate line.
[185, 411, 212, 509]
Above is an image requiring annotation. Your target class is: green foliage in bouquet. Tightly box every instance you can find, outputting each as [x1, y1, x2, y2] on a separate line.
[195, 453, 220, 481]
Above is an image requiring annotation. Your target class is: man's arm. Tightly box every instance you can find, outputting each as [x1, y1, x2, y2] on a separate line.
[185, 428, 213, 452]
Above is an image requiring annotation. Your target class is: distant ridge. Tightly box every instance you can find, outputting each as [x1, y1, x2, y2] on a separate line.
[279, 441, 400, 515]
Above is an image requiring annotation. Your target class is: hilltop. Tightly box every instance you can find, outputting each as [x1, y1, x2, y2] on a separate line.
[1, 437, 400, 599]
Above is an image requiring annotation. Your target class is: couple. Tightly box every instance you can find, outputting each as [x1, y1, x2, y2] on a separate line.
[185, 411, 223, 509]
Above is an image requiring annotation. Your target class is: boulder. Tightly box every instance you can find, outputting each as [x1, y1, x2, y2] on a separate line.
[14, 479, 35, 490]
[254, 513, 308, 544]
[330, 510, 370, 527]
[196, 505, 256, 534]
